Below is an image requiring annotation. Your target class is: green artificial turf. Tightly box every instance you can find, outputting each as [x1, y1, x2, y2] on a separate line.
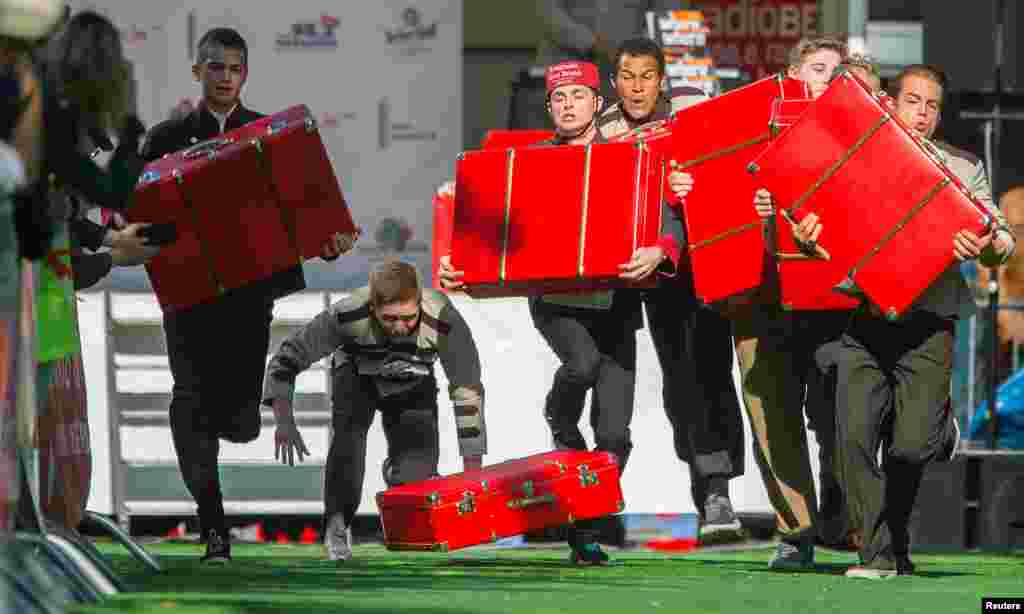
[67, 542, 1022, 614]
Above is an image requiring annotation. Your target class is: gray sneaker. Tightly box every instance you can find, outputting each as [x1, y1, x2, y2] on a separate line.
[699, 495, 745, 544]
[324, 513, 352, 562]
[768, 540, 814, 571]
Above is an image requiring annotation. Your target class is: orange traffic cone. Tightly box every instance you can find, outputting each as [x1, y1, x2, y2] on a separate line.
[299, 526, 318, 545]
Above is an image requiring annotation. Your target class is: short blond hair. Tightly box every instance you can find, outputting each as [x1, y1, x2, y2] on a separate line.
[369, 259, 421, 307]
[787, 35, 847, 70]
[842, 53, 880, 78]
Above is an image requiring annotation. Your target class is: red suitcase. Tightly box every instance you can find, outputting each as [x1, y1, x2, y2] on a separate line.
[748, 71, 992, 319]
[377, 450, 624, 552]
[772, 214, 861, 311]
[668, 74, 810, 307]
[131, 104, 357, 313]
[431, 182, 455, 291]
[480, 129, 554, 150]
[450, 141, 665, 298]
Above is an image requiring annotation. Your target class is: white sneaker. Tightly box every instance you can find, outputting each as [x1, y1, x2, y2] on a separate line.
[324, 513, 352, 562]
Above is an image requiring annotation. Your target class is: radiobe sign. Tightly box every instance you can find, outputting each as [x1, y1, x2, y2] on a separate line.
[696, 0, 819, 80]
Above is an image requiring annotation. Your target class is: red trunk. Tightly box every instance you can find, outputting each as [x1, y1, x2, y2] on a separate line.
[669, 73, 810, 307]
[450, 142, 665, 298]
[749, 72, 991, 319]
[377, 450, 624, 552]
[130, 105, 357, 313]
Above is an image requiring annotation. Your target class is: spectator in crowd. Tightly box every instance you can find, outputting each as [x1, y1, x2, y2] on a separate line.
[29, 9, 151, 532]
[0, 0, 65, 535]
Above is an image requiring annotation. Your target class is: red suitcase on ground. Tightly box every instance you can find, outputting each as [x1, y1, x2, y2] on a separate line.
[377, 450, 625, 552]
[668, 74, 810, 307]
[480, 129, 554, 150]
[748, 71, 992, 319]
[450, 141, 665, 298]
[130, 104, 357, 313]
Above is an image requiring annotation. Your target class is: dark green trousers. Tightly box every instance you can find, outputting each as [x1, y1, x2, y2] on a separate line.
[834, 310, 957, 565]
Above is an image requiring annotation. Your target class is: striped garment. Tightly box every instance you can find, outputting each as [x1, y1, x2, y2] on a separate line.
[263, 286, 487, 457]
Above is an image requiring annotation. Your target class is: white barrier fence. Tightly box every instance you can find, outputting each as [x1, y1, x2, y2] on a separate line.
[79, 289, 821, 529]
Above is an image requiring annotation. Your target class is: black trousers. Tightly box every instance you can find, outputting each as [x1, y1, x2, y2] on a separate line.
[529, 298, 637, 472]
[835, 311, 956, 565]
[164, 297, 273, 535]
[643, 286, 744, 500]
[324, 363, 440, 528]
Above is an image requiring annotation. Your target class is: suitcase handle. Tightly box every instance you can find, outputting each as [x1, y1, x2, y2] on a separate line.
[506, 493, 556, 509]
[182, 137, 234, 160]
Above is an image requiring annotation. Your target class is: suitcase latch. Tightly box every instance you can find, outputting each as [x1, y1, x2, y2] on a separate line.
[544, 460, 567, 475]
[507, 480, 557, 509]
[457, 491, 476, 515]
[579, 465, 600, 487]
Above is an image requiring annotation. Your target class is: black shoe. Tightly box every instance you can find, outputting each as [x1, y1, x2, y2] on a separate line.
[569, 541, 610, 566]
[895, 554, 915, 576]
[200, 529, 231, 565]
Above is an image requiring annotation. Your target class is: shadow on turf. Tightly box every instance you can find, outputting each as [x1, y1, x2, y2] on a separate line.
[682, 558, 977, 578]
[85, 598, 477, 614]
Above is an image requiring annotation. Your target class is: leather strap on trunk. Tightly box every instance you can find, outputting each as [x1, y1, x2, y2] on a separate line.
[845, 177, 949, 281]
[677, 132, 770, 170]
[689, 220, 762, 251]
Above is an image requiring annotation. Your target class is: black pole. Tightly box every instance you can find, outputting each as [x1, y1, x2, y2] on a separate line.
[988, 271, 1000, 450]
[987, 0, 1006, 450]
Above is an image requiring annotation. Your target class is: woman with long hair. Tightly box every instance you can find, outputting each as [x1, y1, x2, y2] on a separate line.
[30, 9, 152, 531]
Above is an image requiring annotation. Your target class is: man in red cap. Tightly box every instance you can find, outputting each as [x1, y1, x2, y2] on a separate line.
[441, 59, 685, 565]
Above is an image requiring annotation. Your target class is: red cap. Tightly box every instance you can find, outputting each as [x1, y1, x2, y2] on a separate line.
[545, 61, 601, 95]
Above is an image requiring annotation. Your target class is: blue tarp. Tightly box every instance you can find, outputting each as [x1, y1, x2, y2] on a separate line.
[969, 367, 1024, 449]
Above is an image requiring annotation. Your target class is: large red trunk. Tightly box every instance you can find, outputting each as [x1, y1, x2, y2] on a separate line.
[748, 72, 992, 319]
[668, 73, 809, 307]
[377, 450, 624, 552]
[450, 142, 665, 298]
[130, 104, 357, 313]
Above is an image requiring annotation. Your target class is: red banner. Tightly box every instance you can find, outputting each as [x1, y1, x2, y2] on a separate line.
[696, 0, 820, 81]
